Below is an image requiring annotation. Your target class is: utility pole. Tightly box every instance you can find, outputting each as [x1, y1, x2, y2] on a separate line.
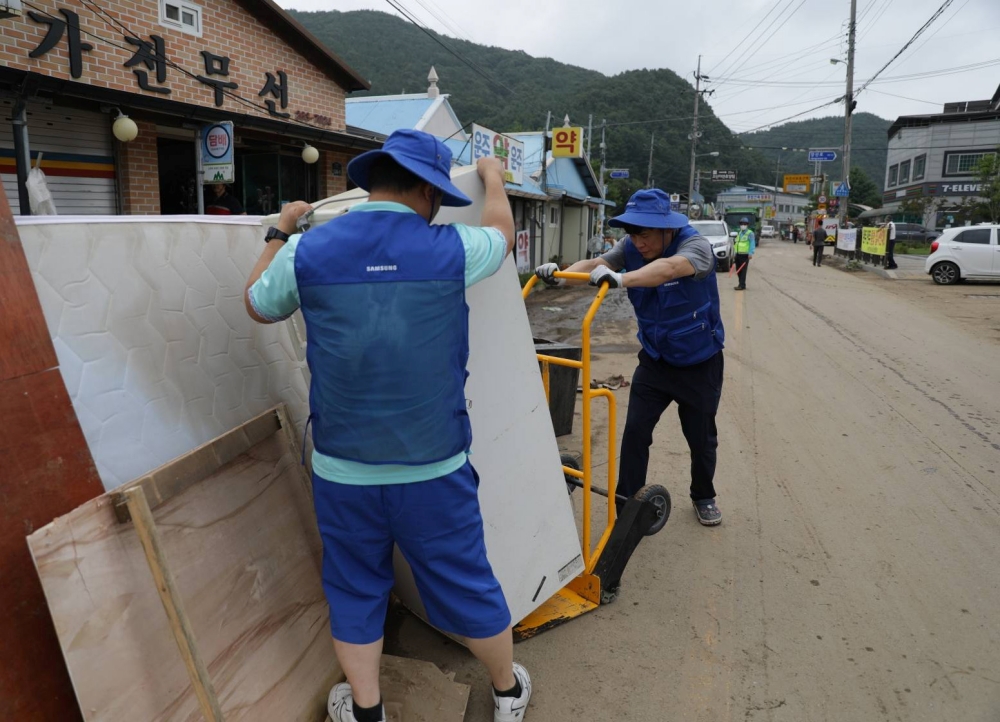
[646, 132, 655, 189]
[540, 110, 551, 265]
[687, 55, 707, 217]
[598, 119, 607, 233]
[840, 0, 858, 231]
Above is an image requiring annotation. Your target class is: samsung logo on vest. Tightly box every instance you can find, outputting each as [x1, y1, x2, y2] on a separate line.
[366, 265, 398, 272]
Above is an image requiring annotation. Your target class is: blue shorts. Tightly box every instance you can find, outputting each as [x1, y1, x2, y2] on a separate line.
[311, 461, 512, 645]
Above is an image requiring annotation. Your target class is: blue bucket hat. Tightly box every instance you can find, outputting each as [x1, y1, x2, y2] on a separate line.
[347, 129, 472, 207]
[608, 189, 689, 230]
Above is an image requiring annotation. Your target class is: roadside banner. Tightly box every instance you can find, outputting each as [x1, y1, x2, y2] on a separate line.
[515, 229, 530, 273]
[823, 218, 838, 243]
[837, 228, 857, 251]
[861, 227, 887, 255]
[783, 173, 810, 193]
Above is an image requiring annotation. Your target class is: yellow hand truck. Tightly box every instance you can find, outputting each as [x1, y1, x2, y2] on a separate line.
[514, 272, 671, 640]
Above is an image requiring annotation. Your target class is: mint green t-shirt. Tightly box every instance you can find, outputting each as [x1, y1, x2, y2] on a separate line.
[248, 201, 508, 485]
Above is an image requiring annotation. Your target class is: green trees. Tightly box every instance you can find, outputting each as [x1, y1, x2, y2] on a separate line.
[848, 167, 883, 214]
[293, 10, 775, 194]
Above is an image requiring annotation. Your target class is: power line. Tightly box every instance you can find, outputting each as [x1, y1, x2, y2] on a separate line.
[855, 0, 957, 95]
[712, 0, 804, 89]
[383, 0, 514, 95]
[736, 100, 844, 135]
[706, 0, 788, 76]
[865, 88, 943, 106]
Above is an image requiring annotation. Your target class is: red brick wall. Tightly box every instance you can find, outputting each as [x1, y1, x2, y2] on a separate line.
[119, 120, 160, 214]
[0, 0, 349, 131]
[319, 149, 353, 198]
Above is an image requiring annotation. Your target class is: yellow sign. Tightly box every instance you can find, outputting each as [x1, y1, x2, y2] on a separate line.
[552, 127, 584, 158]
[783, 174, 811, 193]
[861, 227, 888, 255]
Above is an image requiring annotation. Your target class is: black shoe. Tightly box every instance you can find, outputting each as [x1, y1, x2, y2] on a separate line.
[734, 285, 745, 291]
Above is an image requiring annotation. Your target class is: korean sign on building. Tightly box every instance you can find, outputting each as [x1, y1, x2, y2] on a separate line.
[712, 170, 737, 182]
[3, 1, 349, 130]
[783, 174, 811, 193]
[202, 121, 234, 183]
[551, 127, 584, 159]
[472, 124, 524, 185]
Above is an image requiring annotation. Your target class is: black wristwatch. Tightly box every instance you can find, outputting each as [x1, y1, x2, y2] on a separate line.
[264, 226, 290, 244]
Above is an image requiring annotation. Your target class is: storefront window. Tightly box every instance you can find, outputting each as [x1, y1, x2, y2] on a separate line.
[242, 153, 316, 214]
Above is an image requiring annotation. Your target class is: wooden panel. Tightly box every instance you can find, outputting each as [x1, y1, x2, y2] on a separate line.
[0, 179, 103, 722]
[27, 410, 340, 722]
[0, 179, 58, 380]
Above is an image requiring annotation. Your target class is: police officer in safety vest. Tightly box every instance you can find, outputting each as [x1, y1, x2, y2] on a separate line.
[535, 188, 725, 526]
[733, 217, 756, 291]
[244, 129, 533, 722]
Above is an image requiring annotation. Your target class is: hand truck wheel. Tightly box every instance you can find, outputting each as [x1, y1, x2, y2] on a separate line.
[633, 484, 671, 536]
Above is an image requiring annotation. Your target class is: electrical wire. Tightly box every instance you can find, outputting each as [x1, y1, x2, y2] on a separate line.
[865, 88, 943, 106]
[383, 0, 514, 95]
[712, 0, 808, 90]
[855, 0, 957, 95]
[705, 0, 789, 76]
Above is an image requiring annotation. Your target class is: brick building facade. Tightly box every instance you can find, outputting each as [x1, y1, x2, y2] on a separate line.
[0, 0, 380, 215]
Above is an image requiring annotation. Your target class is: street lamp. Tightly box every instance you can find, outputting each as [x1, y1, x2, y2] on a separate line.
[830, 58, 845, 65]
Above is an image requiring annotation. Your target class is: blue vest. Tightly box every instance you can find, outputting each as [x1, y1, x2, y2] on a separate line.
[294, 210, 472, 465]
[623, 226, 725, 366]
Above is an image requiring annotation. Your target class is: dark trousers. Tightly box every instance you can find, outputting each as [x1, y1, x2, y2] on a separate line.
[813, 243, 824, 266]
[885, 238, 897, 268]
[735, 253, 750, 288]
[618, 350, 724, 504]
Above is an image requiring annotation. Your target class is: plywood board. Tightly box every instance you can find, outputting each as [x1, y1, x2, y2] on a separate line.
[27, 408, 340, 722]
[264, 166, 586, 629]
[16, 216, 310, 490]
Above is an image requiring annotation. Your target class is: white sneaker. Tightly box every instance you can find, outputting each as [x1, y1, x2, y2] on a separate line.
[493, 663, 532, 722]
[328, 682, 385, 722]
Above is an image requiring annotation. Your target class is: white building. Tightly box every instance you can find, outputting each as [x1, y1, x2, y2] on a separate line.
[879, 84, 1000, 228]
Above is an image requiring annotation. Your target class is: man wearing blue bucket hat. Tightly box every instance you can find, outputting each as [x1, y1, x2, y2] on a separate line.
[536, 188, 725, 527]
[243, 129, 532, 722]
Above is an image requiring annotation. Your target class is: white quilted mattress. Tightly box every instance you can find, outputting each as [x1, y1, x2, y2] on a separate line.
[17, 215, 311, 489]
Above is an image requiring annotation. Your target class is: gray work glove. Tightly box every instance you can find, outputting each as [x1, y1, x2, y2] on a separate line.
[535, 263, 564, 286]
[589, 266, 624, 288]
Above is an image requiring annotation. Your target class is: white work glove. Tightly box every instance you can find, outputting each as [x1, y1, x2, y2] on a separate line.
[535, 263, 564, 286]
[590, 266, 624, 288]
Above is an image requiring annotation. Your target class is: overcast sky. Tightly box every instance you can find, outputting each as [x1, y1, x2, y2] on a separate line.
[281, 0, 1000, 133]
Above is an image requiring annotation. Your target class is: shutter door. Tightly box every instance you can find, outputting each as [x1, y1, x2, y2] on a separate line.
[1, 98, 118, 215]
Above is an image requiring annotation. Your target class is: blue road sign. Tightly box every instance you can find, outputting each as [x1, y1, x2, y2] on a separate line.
[808, 150, 837, 163]
[834, 182, 850, 197]
[609, 169, 629, 179]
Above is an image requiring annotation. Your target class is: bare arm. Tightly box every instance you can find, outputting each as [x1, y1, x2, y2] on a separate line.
[621, 256, 696, 288]
[244, 201, 312, 323]
[477, 158, 515, 256]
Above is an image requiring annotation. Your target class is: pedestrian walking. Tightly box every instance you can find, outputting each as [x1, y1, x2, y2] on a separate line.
[885, 219, 898, 269]
[243, 129, 531, 722]
[792, 226, 799, 244]
[534, 188, 725, 526]
[733, 217, 755, 290]
[811, 222, 826, 266]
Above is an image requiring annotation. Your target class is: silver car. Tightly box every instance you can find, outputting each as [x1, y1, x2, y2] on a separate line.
[690, 220, 734, 272]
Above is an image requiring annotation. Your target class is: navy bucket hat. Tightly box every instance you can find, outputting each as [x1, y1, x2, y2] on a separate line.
[608, 188, 690, 230]
[347, 129, 472, 207]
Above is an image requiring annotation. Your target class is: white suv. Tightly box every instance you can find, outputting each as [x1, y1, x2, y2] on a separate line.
[925, 224, 1000, 285]
[690, 220, 734, 272]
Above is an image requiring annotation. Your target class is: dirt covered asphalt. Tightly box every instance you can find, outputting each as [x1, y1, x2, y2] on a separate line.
[386, 240, 1000, 722]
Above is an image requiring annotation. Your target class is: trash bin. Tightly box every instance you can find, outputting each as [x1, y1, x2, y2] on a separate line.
[533, 338, 582, 437]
